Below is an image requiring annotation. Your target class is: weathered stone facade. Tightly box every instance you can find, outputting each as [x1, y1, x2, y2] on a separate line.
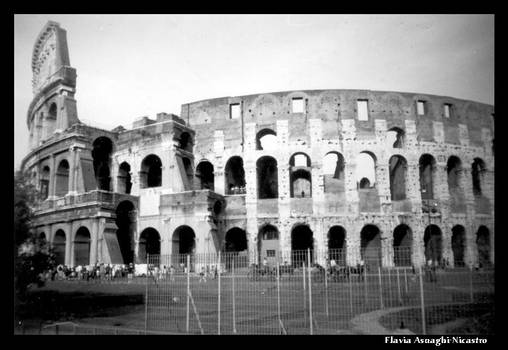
[21, 22, 494, 268]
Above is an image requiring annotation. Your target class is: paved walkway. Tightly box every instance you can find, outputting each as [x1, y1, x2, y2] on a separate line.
[350, 307, 416, 335]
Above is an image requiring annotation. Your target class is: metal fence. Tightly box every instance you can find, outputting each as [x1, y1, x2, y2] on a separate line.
[144, 248, 494, 335]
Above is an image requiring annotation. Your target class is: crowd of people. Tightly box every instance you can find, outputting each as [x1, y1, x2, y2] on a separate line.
[42, 263, 137, 282]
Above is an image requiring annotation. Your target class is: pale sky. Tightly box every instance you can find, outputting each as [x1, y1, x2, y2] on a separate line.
[14, 14, 494, 170]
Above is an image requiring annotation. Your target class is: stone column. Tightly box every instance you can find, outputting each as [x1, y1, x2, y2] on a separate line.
[90, 219, 99, 265]
[48, 154, 57, 199]
[65, 224, 72, 266]
[406, 160, 422, 213]
[67, 146, 77, 195]
[376, 160, 391, 212]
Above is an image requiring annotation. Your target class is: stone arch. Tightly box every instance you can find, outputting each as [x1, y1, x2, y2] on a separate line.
[447, 155, 464, 198]
[225, 156, 246, 194]
[55, 159, 69, 197]
[74, 227, 91, 266]
[178, 132, 193, 152]
[328, 225, 346, 266]
[393, 224, 412, 266]
[476, 226, 491, 267]
[138, 227, 161, 263]
[256, 129, 277, 151]
[356, 151, 377, 188]
[45, 102, 57, 137]
[140, 154, 162, 188]
[360, 224, 381, 267]
[291, 224, 314, 266]
[52, 229, 66, 266]
[40, 165, 50, 199]
[257, 224, 279, 264]
[256, 156, 278, 199]
[323, 151, 345, 194]
[225, 227, 248, 252]
[419, 154, 436, 200]
[387, 127, 405, 148]
[196, 160, 214, 190]
[389, 155, 408, 201]
[115, 200, 136, 264]
[471, 158, 487, 196]
[289, 152, 312, 198]
[92, 136, 113, 191]
[117, 162, 132, 194]
[424, 224, 443, 265]
[451, 225, 466, 267]
[172, 225, 196, 255]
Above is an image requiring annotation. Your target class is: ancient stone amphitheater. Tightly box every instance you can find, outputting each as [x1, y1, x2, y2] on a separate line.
[21, 21, 494, 269]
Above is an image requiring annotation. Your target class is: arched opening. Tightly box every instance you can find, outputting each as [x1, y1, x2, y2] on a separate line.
[53, 230, 66, 266]
[257, 225, 279, 264]
[40, 166, 50, 199]
[291, 224, 314, 266]
[92, 137, 113, 191]
[472, 158, 486, 196]
[256, 156, 278, 199]
[178, 132, 193, 152]
[389, 155, 408, 201]
[451, 225, 466, 267]
[328, 226, 346, 266]
[356, 152, 376, 188]
[74, 227, 91, 266]
[115, 201, 136, 264]
[393, 224, 412, 266]
[256, 129, 277, 151]
[419, 154, 436, 200]
[182, 157, 194, 190]
[424, 225, 443, 265]
[476, 226, 491, 267]
[196, 161, 214, 190]
[387, 127, 405, 148]
[140, 154, 162, 188]
[117, 162, 132, 194]
[172, 226, 196, 255]
[289, 153, 312, 198]
[138, 228, 161, 264]
[360, 224, 381, 267]
[225, 156, 246, 195]
[359, 178, 371, 189]
[55, 160, 69, 197]
[323, 152, 345, 193]
[225, 227, 248, 252]
[447, 156, 464, 200]
[45, 103, 57, 137]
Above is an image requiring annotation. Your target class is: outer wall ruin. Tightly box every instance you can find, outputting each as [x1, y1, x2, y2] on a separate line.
[21, 22, 494, 268]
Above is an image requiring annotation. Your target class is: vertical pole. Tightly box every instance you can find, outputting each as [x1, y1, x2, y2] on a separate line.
[396, 268, 402, 305]
[232, 256, 236, 334]
[276, 255, 282, 333]
[144, 253, 149, 334]
[404, 268, 408, 294]
[324, 257, 329, 318]
[378, 266, 384, 309]
[348, 266, 353, 315]
[186, 254, 190, 333]
[469, 265, 474, 303]
[217, 251, 221, 335]
[302, 259, 307, 327]
[418, 266, 426, 335]
[387, 268, 392, 307]
[307, 249, 313, 335]
[364, 268, 368, 308]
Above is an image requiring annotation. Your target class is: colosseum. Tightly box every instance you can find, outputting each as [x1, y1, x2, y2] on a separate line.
[20, 21, 494, 270]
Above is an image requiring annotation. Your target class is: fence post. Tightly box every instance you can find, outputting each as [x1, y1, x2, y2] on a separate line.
[364, 268, 368, 307]
[217, 251, 221, 335]
[307, 249, 313, 335]
[186, 254, 190, 333]
[324, 256, 329, 318]
[232, 256, 236, 334]
[404, 268, 408, 294]
[302, 258, 307, 327]
[418, 266, 426, 335]
[144, 253, 149, 334]
[276, 255, 282, 333]
[348, 266, 353, 315]
[396, 268, 402, 305]
[469, 265, 474, 303]
[378, 266, 384, 309]
[387, 268, 392, 307]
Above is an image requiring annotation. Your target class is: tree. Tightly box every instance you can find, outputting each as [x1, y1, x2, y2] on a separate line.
[14, 170, 54, 298]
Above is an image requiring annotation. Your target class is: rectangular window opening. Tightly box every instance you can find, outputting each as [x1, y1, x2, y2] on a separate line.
[230, 103, 241, 119]
[266, 250, 276, 257]
[444, 104, 452, 118]
[292, 98, 304, 113]
[417, 100, 426, 115]
[357, 100, 369, 121]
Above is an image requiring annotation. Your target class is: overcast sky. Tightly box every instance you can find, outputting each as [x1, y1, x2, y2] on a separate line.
[14, 14, 494, 170]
